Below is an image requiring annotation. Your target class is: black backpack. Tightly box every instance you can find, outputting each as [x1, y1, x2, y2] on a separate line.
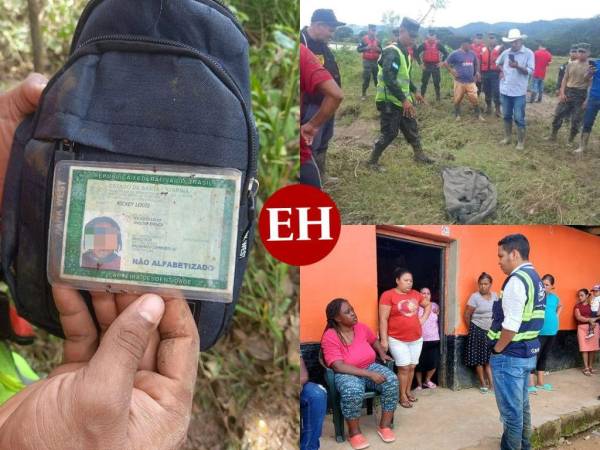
[1, 0, 259, 351]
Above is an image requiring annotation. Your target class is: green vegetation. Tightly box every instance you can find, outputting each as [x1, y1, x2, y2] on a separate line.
[1, 1, 298, 448]
[327, 48, 600, 224]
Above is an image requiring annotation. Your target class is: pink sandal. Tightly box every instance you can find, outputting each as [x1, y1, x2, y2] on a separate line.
[424, 380, 437, 389]
[348, 433, 370, 450]
[377, 427, 396, 443]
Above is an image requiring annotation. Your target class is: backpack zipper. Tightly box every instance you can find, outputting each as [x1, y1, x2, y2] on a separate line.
[51, 35, 259, 225]
[76, 35, 257, 184]
[70, 0, 247, 55]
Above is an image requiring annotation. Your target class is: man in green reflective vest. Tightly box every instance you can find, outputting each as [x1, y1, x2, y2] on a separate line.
[488, 234, 546, 450]
[367, 18, 434, 171]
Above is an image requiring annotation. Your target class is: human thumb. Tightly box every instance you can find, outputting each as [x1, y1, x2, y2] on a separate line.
[88, 294, 165, 392]
[4, 73, 48, 120]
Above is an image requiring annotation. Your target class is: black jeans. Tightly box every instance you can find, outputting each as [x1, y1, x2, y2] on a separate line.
[421, 63, 441, 98]
[534, 334, 557, 372]
[374, 102, 421, 152]
[300, 157, 322, 189]
[362, 59, 379, 95]
[552, 87, 587, 138]
[482, 71, 500, 108]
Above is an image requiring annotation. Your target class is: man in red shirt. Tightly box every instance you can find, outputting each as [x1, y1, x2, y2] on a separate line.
[357, 24, 382, 99]
[300, 44, 343, 188]
[530, 44, 552, 103]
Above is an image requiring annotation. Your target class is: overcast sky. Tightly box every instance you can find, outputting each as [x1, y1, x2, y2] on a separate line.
[300, 0, 599, 28]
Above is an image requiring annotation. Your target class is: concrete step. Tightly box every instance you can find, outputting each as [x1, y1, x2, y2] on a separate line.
[319, 368, 600, 449]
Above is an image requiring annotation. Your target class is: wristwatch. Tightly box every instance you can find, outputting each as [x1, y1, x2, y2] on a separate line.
[491, 346, 502, 355]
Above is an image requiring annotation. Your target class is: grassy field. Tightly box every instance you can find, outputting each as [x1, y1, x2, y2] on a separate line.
[326, 47, 600, 224]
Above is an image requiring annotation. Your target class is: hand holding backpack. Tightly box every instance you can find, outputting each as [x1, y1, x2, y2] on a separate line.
[1, 0, 259, 351]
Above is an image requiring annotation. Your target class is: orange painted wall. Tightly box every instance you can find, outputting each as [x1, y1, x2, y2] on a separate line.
[300, 225, 378, 343]
[300, 225, 600, 343]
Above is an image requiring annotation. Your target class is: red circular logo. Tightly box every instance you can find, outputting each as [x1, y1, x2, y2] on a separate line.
[258, 184, 341, 266]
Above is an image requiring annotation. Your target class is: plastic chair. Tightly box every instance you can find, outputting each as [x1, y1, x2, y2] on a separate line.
[320, 351, 395, 442]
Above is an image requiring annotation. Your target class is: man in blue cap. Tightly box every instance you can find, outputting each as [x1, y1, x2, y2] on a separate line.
[301, 9, 345, 182]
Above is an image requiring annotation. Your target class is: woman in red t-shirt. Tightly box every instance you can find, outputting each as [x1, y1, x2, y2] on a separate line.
[379, 268, 431, 408]
[574, 288, 600, 375]
[321, 298, 398, 448]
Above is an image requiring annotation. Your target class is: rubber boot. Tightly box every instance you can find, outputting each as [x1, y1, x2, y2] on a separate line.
[568, 129, 578, 145]
[529, 92, 536, 103]
[537, 93, 543, 103]
[545, 127, 558, 142]
[574, 132, 590, 154]
[475, 106, 485, 122]
[500, 121, 512, 145]
[495, 104, 501, 117]
[516, 127, 526, 150]
[412, 143, 434, 164]
[314, 152, 338, 183]
[454, 104, 461, 121]
[485, 103, 492, 115]
[367, 143, 386, 172]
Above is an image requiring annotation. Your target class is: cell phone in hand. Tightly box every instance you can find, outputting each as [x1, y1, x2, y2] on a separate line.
[509, 54, 515, 62]
[589, 60, 596, 67]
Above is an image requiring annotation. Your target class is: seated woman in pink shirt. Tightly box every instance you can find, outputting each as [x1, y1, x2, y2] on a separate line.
[321, 298, 399, 450]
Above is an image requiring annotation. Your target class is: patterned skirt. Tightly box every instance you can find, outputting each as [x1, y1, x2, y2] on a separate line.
[464, 322, 491, 367]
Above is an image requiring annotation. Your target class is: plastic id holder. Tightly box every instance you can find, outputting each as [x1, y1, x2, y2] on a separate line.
[47, 161, 241, 303]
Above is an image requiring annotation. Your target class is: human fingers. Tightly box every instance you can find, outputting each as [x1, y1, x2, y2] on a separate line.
[86, 294, 164, 401]
[90, 291, 118, 336]
[53, 286, 98, 364]
[300, 125, 314, 145]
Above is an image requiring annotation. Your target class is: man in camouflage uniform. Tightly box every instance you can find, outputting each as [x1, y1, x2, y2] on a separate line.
[367, 18, 434, 172]
[548, 43, 593, 145]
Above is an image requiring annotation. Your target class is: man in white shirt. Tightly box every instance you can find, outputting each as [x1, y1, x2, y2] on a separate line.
[488, 234, 545, 450]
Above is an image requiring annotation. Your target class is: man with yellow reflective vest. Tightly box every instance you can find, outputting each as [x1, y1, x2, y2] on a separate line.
[367, 18, 434, 171]
[488, 234, 546, 450]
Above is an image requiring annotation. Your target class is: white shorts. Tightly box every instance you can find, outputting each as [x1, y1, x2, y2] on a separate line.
[388, 336, 423, 366]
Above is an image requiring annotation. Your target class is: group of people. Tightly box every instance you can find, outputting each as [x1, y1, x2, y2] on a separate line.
[311, 267, 441, 450]
[300, 9, 600, 185]
[301, 233, 600, 450]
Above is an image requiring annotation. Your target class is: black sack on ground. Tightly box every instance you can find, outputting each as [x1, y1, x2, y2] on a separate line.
[441, 167, 497, 224]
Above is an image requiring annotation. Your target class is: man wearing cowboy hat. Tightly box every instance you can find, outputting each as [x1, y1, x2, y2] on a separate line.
[496, 29, 535, 150]
[301, 9, 345, 182]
